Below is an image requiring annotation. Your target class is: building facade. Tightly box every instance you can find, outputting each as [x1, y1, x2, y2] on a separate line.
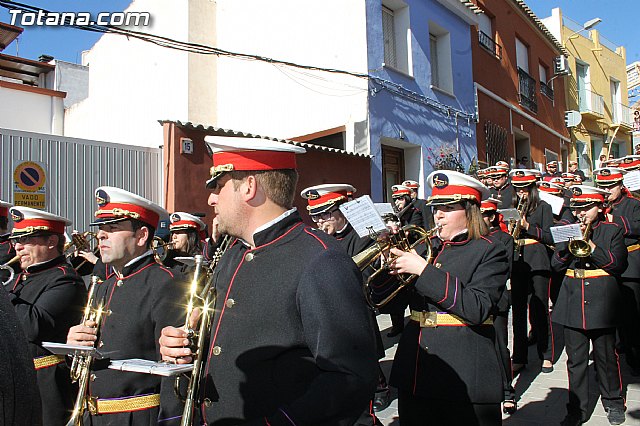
[542, 8, 633, 174]
[471, 0, 570, 172]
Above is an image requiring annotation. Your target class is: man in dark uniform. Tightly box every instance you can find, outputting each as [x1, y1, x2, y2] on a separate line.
[7, 207, 87, 426]
[488, 165, 516, 209]
[552, 185, 627, 426]
[594, 168, 640, 376]
[0, 200, 18, 283]
[402, 180, 435, 230]
[0, 285, 43, 426]
[567, 161, 586, 182]
[160, 137, 378, 425]
[543, 160, 562, 178]
[66, 187, 185, 425]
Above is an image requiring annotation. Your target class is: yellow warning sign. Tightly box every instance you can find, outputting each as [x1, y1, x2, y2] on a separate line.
[13, 192, 46, 209]
[13, 161, 47, 192]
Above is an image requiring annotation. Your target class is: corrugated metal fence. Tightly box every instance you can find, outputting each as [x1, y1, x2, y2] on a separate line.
[1, 128, 163, 233]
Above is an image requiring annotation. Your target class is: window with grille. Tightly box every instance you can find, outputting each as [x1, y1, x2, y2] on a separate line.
[382, 6, 397, 69]
[430, 34, 439, 88]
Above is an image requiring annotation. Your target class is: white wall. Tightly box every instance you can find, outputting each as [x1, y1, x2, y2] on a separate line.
[64, 0, 191, 148]
[214, 0, 370, 144]
[47, 60, 89, 109]
[0, 86, 64, 135]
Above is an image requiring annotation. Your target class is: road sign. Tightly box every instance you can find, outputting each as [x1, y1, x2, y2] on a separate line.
[13, 161, 47, 209]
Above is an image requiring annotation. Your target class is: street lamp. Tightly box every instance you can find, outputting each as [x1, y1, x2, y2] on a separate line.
[563, 17, 602, 47]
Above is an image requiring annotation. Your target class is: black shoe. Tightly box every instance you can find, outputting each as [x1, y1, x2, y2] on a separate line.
[541, 364, 554, 373]
[560, 412, 583, 426]
[502, 400, 517, 415]
[606, 407, 625, 425]
[386, 327, 403, 338]
[373, 389, 391, 412]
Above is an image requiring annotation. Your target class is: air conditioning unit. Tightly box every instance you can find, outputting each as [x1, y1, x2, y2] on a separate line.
[553, 55, 570, 76]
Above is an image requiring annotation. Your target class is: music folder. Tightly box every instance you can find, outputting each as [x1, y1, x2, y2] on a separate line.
[108, 359, 194, 377]
[42, 342, 105, 359]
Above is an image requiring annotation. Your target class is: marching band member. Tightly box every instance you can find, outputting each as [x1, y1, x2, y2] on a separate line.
[391, 184, 423, 228]
[481, 197, 516, 414]
[543, 161, 561, 178]
[0, 200, 18, 283]
[388, 170, 509, 425]
[402, 179, 435, 230]
[488, 164, 516, 209]
[508, 169, 555, 374]
[160, 137, 378, 425]
[552, 185, 627, 426]
[164, 212, 207, 273]
[66, 187, 185, 425]
[567, 161, 586, 182]
[7, 207, 87, 426]
[594, 167, 640, 377]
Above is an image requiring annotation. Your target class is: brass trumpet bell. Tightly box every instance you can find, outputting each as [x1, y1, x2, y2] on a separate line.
[568, 223, 592, 258]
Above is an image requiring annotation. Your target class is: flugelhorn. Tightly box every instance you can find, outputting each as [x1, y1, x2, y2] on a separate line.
[1, 254, 20, 287]
[66, 275, 106, 426]
[569, 220, 593, 258]
[175, 235, 231, 426]
[64, 231, 99, 272]
[356, 224, 439, 309]
[511, 196, 529, 258]
[152, 236, 174, 264]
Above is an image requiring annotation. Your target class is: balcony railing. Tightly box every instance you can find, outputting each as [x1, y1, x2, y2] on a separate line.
[578, 90, 604, 116]
[518, 67, 537, 113]
[540, 81, 554, 100]
[478, 31, 502, 59]
[612, 102, 633, 128]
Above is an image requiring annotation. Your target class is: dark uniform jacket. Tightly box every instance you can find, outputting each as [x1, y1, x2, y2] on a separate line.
[487, 227, 513, 314]
[87, 253, 185, 425]
[551, 221, 628, 329]
[412, 198, 435, 230]
[397, 201, 423, 228]
[518, 201, 554, 271]
[390, 234, 509, 404]
[201, 210, 378, 425]
[334, 223, 373, 258]
[0, 284, 43, 426]
[8, 256, 86, 426]
[0, 233, 18, 283]
[607, 194, 640, 279]
[491, 182, 516, 209]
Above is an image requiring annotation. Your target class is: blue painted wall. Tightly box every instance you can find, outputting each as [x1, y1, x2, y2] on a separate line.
[366, 0, 477, 200]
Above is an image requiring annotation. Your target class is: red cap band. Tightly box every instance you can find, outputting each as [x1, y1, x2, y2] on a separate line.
[13, 218, 66, 234]
[95, 202, 159, 227]
[307, 192, 347, 208]
[480, 201, 498, 211]
[431, 185, 482, 202]
[572, 194, 605, 204]
[213, 151, 297, 172]
[511, 175, 537, 185]
[170, 220, 201, 230]
[392, 188, 411, 197]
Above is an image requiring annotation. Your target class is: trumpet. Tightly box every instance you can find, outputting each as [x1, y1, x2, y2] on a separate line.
[355, 224, 439, 309]
[66, 275, 106, 426]
[151, 236, 174, 264]
[568, 221, 593, 258]
[511, 197, 529, 258]
[175, 235, 231, 426]
[1, 254, 20, 287]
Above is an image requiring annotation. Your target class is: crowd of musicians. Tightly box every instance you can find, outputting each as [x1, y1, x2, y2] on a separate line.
[0, 142, 639, 426]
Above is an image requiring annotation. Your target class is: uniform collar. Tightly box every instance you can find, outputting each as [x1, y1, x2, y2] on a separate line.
[118, 251, 155, 277]
[334, 223, 353, 239]
[252, 209, 302, 247]
[24, 255, 67, 274]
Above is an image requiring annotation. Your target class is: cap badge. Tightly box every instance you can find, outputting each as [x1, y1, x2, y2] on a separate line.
[305, 190, 320, 200]
[11, 210, 23, 222]
[515, 171, 524, 177]
[432, 173, 449, 188]
[170, 213, 181, 222]
[600, 169, 611, 176]
[572, 187, 583, 196]
[96, 189, 109, 206]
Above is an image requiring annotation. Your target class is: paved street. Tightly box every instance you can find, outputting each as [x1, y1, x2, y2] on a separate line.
[375, 312, 640, 425]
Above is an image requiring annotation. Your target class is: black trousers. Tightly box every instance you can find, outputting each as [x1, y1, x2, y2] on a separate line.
[397, 390, 500, 426]
[564, 326, 624, 420]
[492, 311, 515, 401]
[619, 279, 640, 369]
[512, 269, 551, 364]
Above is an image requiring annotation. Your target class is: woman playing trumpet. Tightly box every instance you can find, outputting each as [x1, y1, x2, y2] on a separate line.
[552, 185, 628, 426]
[388, 171, 509, 425]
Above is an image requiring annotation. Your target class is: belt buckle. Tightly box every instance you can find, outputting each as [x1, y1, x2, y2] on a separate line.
[419, 312, 438, 328]
[575, 268, 585, 279]
[88, 397, 98, 415]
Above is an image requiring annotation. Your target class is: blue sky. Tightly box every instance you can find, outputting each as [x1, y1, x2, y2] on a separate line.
[1, 1, 638, 66]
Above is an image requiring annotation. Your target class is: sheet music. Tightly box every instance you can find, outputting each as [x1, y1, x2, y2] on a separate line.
[539, 191, 565, 216]
[498, 208, 521, 222]
[42, 342, 103, 358]
[624, 170, 640, 191]
[550, 224, 582, 243]
[339, 195, 387, 238]
[374, 203, 395, 217]
[109, 359, 194, 377]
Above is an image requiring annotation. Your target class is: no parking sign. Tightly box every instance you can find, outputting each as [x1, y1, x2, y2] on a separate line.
[13, 161, 47, 209]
